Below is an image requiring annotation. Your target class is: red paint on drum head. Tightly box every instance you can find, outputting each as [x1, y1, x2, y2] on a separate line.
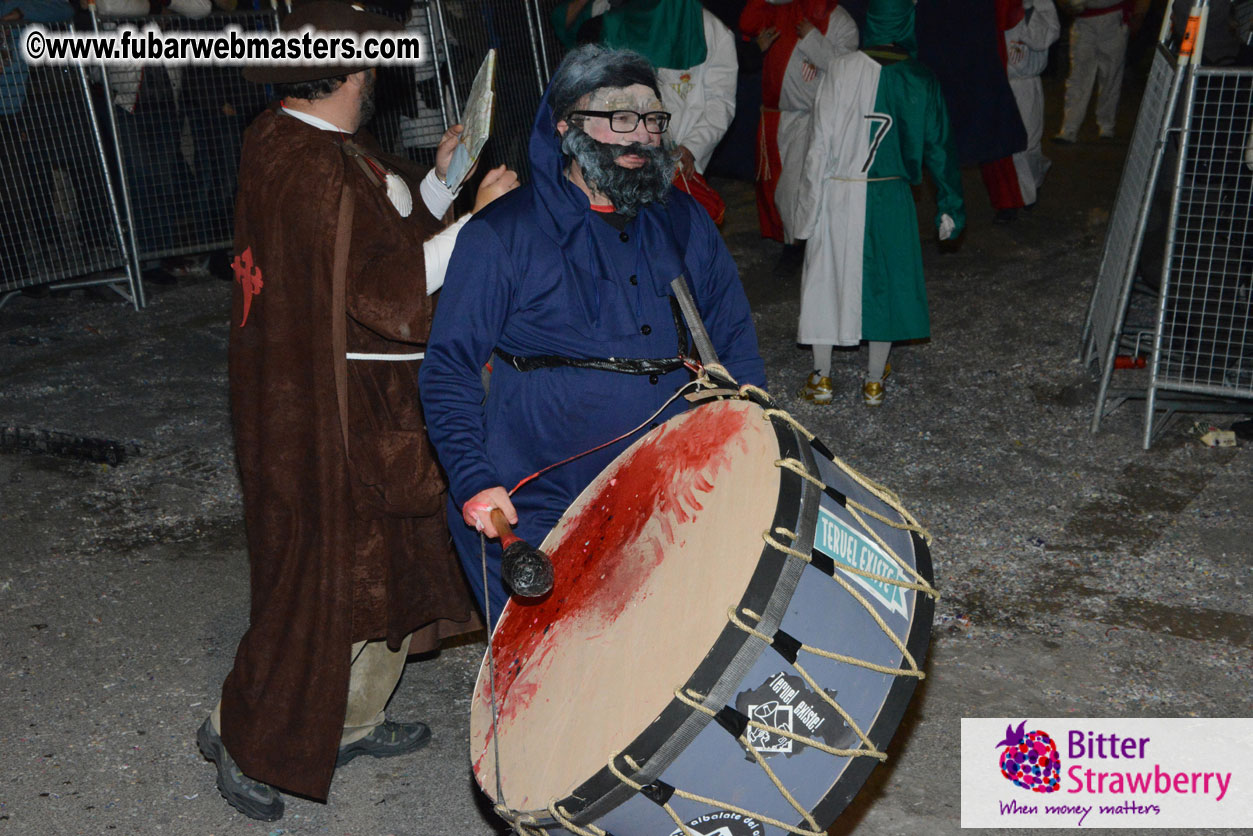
[472, 400, 783, 812]
[490, 403, 751, 714]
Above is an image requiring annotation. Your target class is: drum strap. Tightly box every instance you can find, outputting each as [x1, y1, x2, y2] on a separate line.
[494, 295, 690, 375]
[669, 273, 720, 366]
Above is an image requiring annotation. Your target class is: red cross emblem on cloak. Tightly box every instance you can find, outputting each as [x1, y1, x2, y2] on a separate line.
[232, 247, 263, 327]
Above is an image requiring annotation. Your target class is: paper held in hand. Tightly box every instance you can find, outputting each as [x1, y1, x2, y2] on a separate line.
[443, 49, 497, 193]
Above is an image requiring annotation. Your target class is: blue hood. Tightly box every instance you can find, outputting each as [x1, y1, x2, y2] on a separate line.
[525, 84, 688, 312]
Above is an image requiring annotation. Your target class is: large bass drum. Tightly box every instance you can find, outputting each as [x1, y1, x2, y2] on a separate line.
[470, 394, 935, 836]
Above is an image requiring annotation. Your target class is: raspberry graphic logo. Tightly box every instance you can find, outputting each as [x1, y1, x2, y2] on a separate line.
[995, 720, 1061, 793]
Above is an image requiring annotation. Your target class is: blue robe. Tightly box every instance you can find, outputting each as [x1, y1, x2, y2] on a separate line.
[915, 0, 1026, 166]
[419, 90, 766, 619]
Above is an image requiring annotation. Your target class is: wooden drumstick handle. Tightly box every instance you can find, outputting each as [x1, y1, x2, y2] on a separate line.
[490, 508, 555, 598]
[490, 508, 522, 549]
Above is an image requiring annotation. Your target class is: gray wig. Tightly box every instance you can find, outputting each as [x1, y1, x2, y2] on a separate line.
[547, 44, 663, 126]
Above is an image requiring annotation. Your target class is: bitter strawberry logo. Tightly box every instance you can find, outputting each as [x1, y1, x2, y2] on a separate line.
[996, 720, 1061, 793]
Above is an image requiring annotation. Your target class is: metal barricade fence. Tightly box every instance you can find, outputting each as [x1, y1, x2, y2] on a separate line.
[1084, 0, 1253, 447]
[413, 0, 558, 181]
[2, 2, 561, 310]
[92, 8, 279, 272]
[1146, 65, 1253, 427]
[1079, 42, 1185, 369]
[368, 0, 456, 172]
[1, 19, 133, 308]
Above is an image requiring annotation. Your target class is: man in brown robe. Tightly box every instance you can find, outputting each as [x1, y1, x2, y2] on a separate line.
[195, 0, 517, 821]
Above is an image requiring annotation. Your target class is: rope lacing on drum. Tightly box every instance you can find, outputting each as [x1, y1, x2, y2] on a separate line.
[762, 526, 936, 598]
[669, 684, 858, 835]
[774, 452, 931, 543]
[674, 686, 874, 760]
[700, 365, 937, 606]
[773, 457, 933, 547]
[606, 752, 825, 836]
[492, 804, 544, 836]
[491, 802, 608, 836]
[712, 364, 937, 572]
[548, 802, 611, 836]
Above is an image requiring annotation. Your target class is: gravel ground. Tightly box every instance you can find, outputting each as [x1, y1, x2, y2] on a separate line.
[1, 72, 1250, 836]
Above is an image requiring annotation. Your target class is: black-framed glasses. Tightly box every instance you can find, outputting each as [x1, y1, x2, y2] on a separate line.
[569, 109, 672, 134]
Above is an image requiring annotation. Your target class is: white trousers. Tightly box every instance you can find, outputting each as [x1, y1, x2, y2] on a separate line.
[1059, 13, 1129, 139]
[1010, 75, 1050, 204]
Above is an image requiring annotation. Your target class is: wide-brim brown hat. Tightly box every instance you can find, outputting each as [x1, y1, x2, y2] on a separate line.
[243, 0, 405, 85]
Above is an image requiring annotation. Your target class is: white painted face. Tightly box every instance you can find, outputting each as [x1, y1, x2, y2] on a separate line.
[574, 83, 665, 167]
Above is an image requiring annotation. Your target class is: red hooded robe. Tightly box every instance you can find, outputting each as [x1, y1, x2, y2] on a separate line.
[740, 0, 841, 241]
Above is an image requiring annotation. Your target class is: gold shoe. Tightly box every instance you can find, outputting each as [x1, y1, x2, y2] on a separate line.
[800, 371, 833, 404]
[880, 360, 892, 382]
[862, 379, 885, 407]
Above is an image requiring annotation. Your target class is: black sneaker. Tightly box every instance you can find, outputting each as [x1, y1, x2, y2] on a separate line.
[336, 720, 431, 767]
[196, 719, 284, 821]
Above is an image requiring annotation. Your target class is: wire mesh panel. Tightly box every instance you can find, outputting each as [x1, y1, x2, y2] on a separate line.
[427, 0, 553, 180]
[1081, 43, 1183, 369]
[1151, 66, 1253, 399]
[178, 12, 275, 251]
[2, 1, 563, 308]
[365, 0, 453, 171]
[93, 9, 277, 264]
[1, 20, 129, 297]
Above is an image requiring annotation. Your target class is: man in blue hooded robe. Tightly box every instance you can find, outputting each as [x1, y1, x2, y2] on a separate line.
[419, 44, 766, 619]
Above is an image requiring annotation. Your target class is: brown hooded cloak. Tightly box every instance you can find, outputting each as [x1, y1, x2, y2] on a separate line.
[220, 106, 477, 800]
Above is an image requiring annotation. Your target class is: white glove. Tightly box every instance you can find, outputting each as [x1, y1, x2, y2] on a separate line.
[938, 214, 956, 241]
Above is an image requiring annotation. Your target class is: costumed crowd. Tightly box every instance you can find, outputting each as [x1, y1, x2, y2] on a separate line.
[166, 0, 1224, 824]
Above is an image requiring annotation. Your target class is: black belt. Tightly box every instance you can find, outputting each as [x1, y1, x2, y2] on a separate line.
[494, 351, 687, 375]
[495, 295, 691, 377]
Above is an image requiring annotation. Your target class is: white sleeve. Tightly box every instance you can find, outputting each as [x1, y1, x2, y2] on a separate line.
[795, 8, 859, 69]
[419, 169, 458, 219]
[422, 214, 470, 295]
[828, 8, 860, 55]
[169, 0, 211, 16]
[678, 11, 738, 174]
[1020, 0, 1061, 50]
[796, 72, 835, 239]
[94, 0, 148, 15]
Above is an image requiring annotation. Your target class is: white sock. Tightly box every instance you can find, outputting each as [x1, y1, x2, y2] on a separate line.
[812, 344, 833, 377]
[867, 341, 890, 381]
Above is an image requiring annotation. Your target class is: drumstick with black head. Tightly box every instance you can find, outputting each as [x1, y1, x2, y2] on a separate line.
[489, 508, 554, 598]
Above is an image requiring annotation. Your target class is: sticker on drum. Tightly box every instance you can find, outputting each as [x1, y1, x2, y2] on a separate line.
[470, 396, 936, 836]
[667, 810, 765, 836]
[733, 672, 853, 759]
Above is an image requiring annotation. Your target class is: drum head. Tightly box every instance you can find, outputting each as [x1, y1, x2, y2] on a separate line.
[471, 399, 782, 810]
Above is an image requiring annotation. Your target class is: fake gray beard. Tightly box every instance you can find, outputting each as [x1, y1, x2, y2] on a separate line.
[562, 126, 676, 218]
